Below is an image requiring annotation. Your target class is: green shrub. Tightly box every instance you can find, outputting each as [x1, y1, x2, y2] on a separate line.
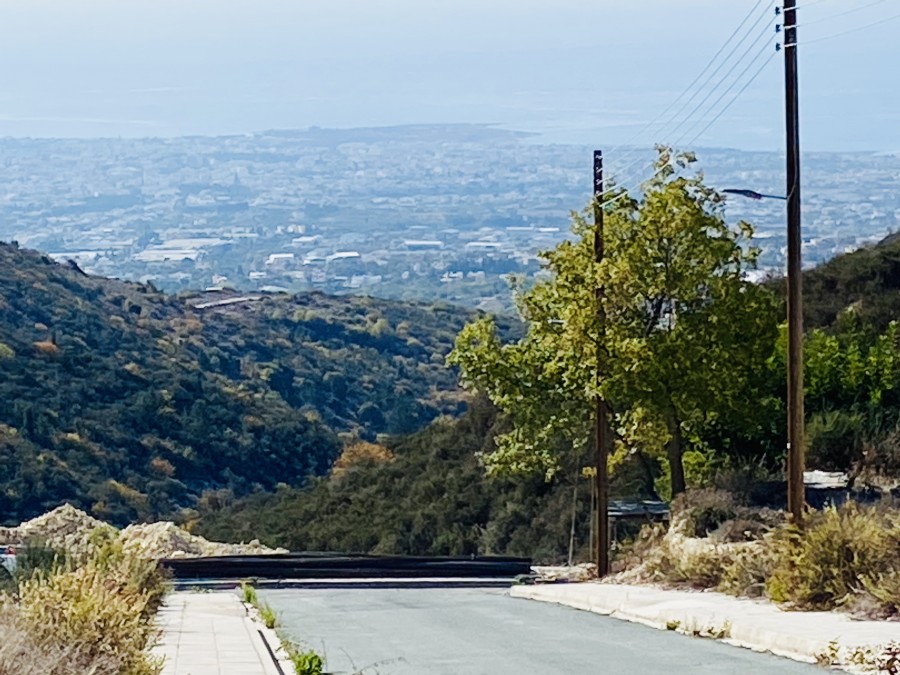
[286, 643, 325, 675]
[806, 410, 864, 471]
[13, 540, 67, 586]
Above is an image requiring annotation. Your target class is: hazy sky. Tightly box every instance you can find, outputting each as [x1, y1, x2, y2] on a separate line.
[0, 0, 896, 150]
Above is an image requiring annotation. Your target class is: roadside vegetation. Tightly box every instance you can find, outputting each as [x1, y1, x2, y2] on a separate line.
[240, 583, 324, 675]
[615, 489, 900, 618]
[0, 531, 168, 675]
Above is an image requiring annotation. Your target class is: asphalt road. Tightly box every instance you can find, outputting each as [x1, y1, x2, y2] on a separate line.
[259, 588, 823, 674]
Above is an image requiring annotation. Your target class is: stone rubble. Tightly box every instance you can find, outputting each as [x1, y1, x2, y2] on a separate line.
[0, 504, 286, 559]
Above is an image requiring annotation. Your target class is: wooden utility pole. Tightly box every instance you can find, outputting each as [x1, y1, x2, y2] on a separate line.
[783, 0, 805, 524]
[593, 150, 610, 576]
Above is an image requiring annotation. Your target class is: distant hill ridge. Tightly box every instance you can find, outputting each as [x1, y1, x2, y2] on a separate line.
[788, 231, 900, 331]
[0, 242, 482, 525]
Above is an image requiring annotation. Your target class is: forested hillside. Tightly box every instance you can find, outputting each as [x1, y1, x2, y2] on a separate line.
[792, 231, 900, 331]
[194, 399, 594, 563]
[0, 243, 492, 525]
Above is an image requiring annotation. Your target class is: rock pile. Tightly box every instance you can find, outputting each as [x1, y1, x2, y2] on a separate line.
[531, 564, 597, 582]
[120, 521, 283, 559]
[0, 504, 286, 559]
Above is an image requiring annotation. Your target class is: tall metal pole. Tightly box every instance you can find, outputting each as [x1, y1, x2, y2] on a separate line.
[593, 150, 610, 575]
[784, 0, 805, 524]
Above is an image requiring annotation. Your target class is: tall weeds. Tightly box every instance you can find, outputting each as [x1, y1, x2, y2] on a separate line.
[0, 529, 167, 675]
[618, 491, 900, 618]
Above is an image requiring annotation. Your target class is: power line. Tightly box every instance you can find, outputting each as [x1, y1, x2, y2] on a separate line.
[670, 41, 775, 149]
[679, 51, 778, 150]
[604, 0, 767, 163]
[784, 0, 889, 28]
[610, 20, 777, 191]
[791, 0, 840, 9]
[607, 2, 776, 185]
[785, 8, 900, 45]
[600, 50, 778, 206]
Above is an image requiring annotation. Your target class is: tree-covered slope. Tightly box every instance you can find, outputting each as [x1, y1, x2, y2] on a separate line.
[787, 231, 900, 331]
[0, 243, 485, 525]
[193, 400, 593, 563]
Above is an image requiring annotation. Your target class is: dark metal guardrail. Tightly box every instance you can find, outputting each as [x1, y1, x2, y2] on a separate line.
[160, 553, 533, 581]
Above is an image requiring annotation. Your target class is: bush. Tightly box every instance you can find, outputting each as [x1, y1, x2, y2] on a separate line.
[806, 411, 864, 471]
[717, 543, 776, 598]
[614, 488, 779, 598]
[616, 493, 900, 617]
[7, 532, 167, 675]
[0, 610, 121, 675]
[766, 503, 899, 615]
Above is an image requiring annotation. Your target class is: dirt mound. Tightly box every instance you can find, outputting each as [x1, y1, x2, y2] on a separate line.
[1, 505, 115, 556]
[120, 521, 284, 559]
[0, 504, 285, 559]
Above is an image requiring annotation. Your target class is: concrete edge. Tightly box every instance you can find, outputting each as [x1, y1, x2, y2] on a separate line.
[508, 585, 881, 671]
[239, 596, 297, 675]
[175, 577, 516, 591]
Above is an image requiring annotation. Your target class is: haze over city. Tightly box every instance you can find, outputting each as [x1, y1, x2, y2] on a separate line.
[0, 0, 897, 151]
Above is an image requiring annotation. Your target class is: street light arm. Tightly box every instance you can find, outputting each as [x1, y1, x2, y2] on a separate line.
[722, 188, 787, 200]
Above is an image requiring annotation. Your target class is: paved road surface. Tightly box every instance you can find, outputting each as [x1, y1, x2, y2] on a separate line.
[260, 588, 822, 674]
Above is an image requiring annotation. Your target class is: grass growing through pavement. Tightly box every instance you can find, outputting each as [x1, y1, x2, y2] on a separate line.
[259, 603, 278, 630]
[240, 582, 325, 675]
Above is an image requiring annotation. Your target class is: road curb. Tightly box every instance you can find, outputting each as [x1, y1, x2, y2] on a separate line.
[509, 582, 900, 671]
[241, 597, 297, 675]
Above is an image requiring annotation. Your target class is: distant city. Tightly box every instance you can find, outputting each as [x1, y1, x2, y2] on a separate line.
[2, 124, 898, 311]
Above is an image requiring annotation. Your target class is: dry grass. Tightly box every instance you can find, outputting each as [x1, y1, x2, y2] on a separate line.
[0, 529, 167, 675]
[613, 489, 900, 617]
[767, 502, 900, 617]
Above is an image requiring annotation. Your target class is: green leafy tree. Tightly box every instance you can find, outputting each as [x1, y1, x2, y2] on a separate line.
[450, 149, 779, 496]
[783, 319, 900, 470]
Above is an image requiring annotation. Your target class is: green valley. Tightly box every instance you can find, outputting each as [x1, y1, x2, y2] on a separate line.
[0, 242, 507, 525]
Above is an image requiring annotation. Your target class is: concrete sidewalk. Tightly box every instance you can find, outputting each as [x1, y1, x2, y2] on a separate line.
[511, 582, 900, 670]
[154, 591, 293, 675]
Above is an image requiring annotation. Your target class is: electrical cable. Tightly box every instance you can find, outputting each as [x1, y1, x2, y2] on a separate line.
[783, 0, 890, 28]
[784, 8, 900, 45]
[600, 50, 778, 207]
[606, 2, 776, 185]
[790, 0, 840, 10]
[669, 40, 776, 150]
[610, 21, 777, 191]
[602, 0, 768, 167]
